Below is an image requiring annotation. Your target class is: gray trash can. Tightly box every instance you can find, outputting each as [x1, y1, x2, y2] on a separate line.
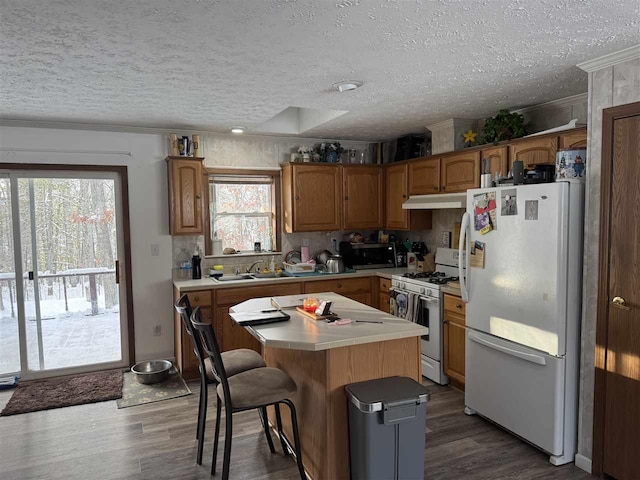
[345, 376, 429, 480]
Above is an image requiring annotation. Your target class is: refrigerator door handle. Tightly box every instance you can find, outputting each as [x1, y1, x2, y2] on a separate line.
[468, 332, 547, 366]
[459, 212, 471, 303]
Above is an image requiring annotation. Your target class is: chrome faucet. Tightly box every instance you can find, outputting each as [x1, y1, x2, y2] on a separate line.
[246, 260, 264, 273]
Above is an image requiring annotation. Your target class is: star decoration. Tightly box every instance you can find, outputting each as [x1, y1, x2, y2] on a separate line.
[463, 129, 477, 144]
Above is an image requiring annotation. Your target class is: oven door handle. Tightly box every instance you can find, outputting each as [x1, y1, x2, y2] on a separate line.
[421, 297, 439, 304]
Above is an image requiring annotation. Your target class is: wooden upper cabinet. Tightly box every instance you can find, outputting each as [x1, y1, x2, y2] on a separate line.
[282, 164, 341, 232]
[167, 156, 204, 235]
[384, 163, 409, 230]
[441, 151, 480, 193]
[408, 157, 441, 195]
[342, 166, 383, 230]
[480, 146, 509, 177]
[559, 128, 587, 149]
[508, 136, 558, 169]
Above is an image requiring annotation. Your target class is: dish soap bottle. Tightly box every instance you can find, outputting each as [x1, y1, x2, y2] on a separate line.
[191, 247, 202, 280]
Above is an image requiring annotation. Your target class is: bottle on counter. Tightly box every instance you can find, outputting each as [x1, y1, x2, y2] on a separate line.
[191, 246, 202, 280]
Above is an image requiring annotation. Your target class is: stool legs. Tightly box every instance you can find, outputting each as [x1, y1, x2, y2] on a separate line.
[212, 393, 222, 475]
[259, 407, 276, 454]
[274, 403, 289, 456]
[220, 404, 233, 480]
[283, 400, 306, 480]
[196, 380, 208, 465]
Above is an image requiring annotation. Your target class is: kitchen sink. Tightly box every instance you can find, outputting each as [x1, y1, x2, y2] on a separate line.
[214, 274, 256, 282]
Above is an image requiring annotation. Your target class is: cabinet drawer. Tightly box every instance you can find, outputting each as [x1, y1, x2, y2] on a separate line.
[216, 282, 302, 306]
[186, 290, 213, 307]
[443, 293, 465, 317]
[304, 277, 371, 295]
[379, 277, 392, 293]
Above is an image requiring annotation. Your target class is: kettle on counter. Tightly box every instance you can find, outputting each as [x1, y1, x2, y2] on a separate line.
[326, 255, 345, 273]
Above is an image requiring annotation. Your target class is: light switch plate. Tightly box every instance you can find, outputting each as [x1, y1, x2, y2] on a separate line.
[440, 232, 451, 247]
[151, 244, 160, 256]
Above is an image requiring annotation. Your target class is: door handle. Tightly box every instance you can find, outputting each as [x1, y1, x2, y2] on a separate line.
[28, 271, 34, 280]
[611, 296, 630, 311]
[115, 260, 120, 285]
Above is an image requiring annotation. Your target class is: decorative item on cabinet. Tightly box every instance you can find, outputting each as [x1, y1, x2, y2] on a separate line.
[480, 109, 527, 144]
[167, 156, 204, 235]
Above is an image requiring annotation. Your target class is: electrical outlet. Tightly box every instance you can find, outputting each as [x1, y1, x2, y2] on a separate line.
[150, 243, 160, 256]
[302, 238, 310, 247]
[153, 324, 161, 336]
[441, 232, 451, 247]
[331, 238, 337, 251]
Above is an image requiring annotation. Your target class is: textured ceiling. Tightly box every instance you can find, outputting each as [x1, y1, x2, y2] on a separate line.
[0, 0, 638, 141]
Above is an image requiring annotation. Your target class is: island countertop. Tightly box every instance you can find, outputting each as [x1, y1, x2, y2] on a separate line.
[230, 292, 427, 351]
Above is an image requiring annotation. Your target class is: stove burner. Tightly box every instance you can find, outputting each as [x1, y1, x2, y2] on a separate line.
[402, 271, 459, 285]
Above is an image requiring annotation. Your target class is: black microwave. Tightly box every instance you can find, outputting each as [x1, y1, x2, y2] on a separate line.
[339, 242, 397, 269]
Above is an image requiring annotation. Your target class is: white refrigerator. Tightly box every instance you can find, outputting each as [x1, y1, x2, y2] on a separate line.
[458, 182, 583, 466]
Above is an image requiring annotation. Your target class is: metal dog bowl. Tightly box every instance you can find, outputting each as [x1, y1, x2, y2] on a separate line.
[131, 359, 172, 384]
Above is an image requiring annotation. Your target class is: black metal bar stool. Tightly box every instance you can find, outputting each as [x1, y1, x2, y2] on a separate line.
[174, 295, 267, 465]
[191, 307, 306, 480]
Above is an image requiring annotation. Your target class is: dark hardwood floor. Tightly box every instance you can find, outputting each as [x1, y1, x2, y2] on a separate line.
[0, 378, 593, 479]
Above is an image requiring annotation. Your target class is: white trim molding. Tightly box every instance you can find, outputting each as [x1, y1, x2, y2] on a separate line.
[574, 453, 592, 474]
[512, 93, 588, 115]
[577, 44, 640, 73]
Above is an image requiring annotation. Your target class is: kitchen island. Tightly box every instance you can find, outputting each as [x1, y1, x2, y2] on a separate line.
[230, 292, 428, 480]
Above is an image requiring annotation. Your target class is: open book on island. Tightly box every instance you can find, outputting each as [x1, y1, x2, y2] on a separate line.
[271, 295, 306, 310]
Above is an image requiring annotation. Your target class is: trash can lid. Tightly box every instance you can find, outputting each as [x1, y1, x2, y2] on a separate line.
[345, 376, 430, 413]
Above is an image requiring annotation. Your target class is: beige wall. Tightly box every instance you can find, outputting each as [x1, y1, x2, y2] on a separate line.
[577, 55, 640, 466]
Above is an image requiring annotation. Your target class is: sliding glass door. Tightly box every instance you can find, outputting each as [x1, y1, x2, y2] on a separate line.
[1, 169, 129, 379]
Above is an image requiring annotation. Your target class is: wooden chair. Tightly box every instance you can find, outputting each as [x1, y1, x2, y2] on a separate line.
[191, 307, 306, 479]
[174, 294, 266, 465]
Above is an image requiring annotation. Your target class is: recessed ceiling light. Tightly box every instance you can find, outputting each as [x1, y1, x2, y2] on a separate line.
[332, 80, 363, 93]
[230, 126, 245, 134]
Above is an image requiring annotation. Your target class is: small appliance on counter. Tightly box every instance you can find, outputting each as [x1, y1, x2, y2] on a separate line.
[339, 242, 397, 270]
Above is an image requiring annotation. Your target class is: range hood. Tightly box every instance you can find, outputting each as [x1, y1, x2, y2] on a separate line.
[402, 192, 467, 210]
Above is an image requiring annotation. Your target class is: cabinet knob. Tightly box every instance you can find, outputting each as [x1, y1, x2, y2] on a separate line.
[402, 194, 407, 199]
[433, 186, 438, 190]
[195, 194, 201, 199]
[295, 195, 300, 200]
[456, 304, 462, 309]
[337, 283, 342, 288]
[194, 296, 200, 301]
[442, 186, 447, 190]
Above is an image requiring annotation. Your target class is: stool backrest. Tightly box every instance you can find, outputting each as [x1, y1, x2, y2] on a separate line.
[174, 294, 207, 374]
[191, 307, 231, 402]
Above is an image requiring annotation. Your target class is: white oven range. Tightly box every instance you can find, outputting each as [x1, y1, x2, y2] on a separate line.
[390, 248, 462, 384]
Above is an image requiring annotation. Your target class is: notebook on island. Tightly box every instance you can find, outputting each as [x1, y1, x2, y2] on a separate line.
[229, 310, 290, 327]
[270, 295, 305, 310]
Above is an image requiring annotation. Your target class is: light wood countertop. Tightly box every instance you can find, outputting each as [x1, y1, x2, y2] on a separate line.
[230, 292, 427, 351]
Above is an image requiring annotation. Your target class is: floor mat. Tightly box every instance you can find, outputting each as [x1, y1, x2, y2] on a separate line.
[0, 369, 123, 416]
[116, 368, 191, 408]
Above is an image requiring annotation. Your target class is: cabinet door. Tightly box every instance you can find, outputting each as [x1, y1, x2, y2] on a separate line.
[480, 146, 508, 177]
[443, 317, 466, 384]
[559, 129, 587, 149]
[168, 157, 204, 235]
[408, 157, 441, 195]
[178, 306, 213, 379]
[293, 164, 341, 231]
[343, 166, 383, 230]
[441, 151, 480, 192]
[384, 164, 409, 230]
[218, 307, 262, 353]
[508, 136, 558, 169]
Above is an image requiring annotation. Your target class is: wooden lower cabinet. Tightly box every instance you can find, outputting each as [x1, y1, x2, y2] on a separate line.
[378, 277, 391, 313]
[443, 293, 466, 386]
[304, 277, 374, 307]
[173, 288, 214, 379]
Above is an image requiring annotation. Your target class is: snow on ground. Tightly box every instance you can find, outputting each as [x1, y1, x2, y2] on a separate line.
[0, 287, 122, 374]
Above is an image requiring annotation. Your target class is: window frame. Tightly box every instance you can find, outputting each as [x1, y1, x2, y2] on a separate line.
[204, 168, 281, 255]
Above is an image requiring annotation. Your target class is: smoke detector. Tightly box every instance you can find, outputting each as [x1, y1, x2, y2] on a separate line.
[332, 80, 363, 93]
